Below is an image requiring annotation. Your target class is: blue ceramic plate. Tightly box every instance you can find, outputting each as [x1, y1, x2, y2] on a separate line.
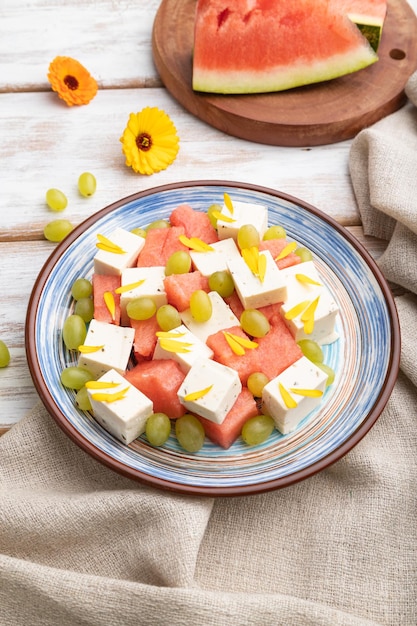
[26, 181, 400, 496]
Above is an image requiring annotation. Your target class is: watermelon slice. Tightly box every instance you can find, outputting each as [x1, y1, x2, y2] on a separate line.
[192, 0, 378, 94]
[336, 0, 387, 51]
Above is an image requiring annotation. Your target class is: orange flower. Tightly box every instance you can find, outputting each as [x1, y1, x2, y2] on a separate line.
[47, 56, 98, 106]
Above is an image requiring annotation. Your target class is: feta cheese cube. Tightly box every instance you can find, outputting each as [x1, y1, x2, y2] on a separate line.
[189, 238, 241, 277]
[280, 261, 339, 345]
[178, 358, 242, 424]
[93, 227, 145, 276]
[262, 356, 328, 435]
[227, 249, 287, 309]
[77, 319, 134, 378]
[153, 324, 214, 373]
[180, 291, 239, 342]
[87, 369, 153, 445]
[216, 200, 268, 241]
[119, 266, 167, 326]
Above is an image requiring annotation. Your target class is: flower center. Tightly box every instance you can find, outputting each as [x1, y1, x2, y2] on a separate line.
[136, 133, 152, 152]
[64, 75, 79, 91]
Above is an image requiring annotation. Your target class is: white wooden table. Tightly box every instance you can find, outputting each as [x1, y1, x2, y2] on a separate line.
[1, 0, 414, 434]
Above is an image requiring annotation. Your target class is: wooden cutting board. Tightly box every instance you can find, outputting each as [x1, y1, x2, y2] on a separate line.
[152, 0, 417, 146]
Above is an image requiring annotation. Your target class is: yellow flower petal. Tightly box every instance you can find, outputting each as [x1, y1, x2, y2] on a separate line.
[290, 388, 323, 398]
[103, 291, 116, 321]
[179, 235, 214, 252]
[223, 192, 234, 214]
[184, 385, 213, 402]
[295, 274, 322, 286]
[279, 382, 298, 409]
[120, 107, 179, 175]
[78, 345, 105, 354]
[47, 56, 98, 106]
[115, 280, 145, 294]
[276, 241, 297, 260]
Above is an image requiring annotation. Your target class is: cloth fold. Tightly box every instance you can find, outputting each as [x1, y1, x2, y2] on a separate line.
[2, 74, 417, 626]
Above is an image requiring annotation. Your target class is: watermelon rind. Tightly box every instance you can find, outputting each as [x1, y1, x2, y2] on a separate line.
[193, 48, 378, 95]
[348, 13, 384, 51]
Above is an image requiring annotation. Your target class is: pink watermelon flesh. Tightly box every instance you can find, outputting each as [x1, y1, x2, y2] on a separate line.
[170, 204, 219, 244]
[192, 0, 378, 94]
[164, 270, 210, 311]
[137, 226, 188, 267]
[92, 274, 121, 325]
[197, 387, 260, 449]
[125, 359, 186, 418]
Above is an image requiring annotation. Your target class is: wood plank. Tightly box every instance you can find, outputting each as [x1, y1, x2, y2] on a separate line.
[152, 0, 417, 146]
[0, 0, 162, 92]
[0, 89, 360, 240]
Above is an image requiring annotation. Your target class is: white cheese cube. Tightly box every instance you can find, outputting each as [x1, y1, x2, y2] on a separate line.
[216, 200, 268, 241]
[119, 266, 167, 326]
[280, 261, 339, 345]
[177, 358, 242, 424]
[153, 324, 213, 373]
[189, 238, 241, 277]
[93, 227, 145, 276]
[87, 369, 153, 445]
[262, 356, 328, 435]
[227, 249, 287, 309]
[77, 319, 134, 378]
[180, 291, 239, 342]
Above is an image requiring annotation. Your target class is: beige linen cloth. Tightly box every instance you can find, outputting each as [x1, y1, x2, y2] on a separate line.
[2, 76, 417, 626]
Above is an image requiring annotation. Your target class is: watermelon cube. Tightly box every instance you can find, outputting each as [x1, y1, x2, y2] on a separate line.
[125, 359, 186, 419]
[197, 387, 259, 449]
[92, 274, 121, 325]
[170, 203, 219, 244]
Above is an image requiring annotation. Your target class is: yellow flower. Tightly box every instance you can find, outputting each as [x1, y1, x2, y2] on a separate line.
[47, 56, 98, 106]
[120, 107, 179, 175]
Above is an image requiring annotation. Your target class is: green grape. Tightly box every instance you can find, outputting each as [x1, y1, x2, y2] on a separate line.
[207, 203, 222, 228]
[62, 314, 87, 350]
[297, 339, 324, 363]
[247, 371, 269, 397]
[190, 290, 212, 322]
[45, 188, 68, 212]
[146, 412, 171, 447]
[241, 414, 275, 446]
[0, 340, 10, 368]
[263, 225, 286, 240]
[75, 386, 92, 411]
[74, 297, 94, 323]
[208, 270, 235, 298]
[295, 247, 313, 262]
[71, 278, 92, 300]
[78, 172, 96, 197]
[175, 414, 205, 453]
[131, 227, 147, 238]
[126, 297, 156, 321]
[316, 363, 335, 386]
[240, 309, 270, 338]
[237, 224, 260, 250]
[60, 366, 94, 390]
[44, 219, 74, 242]
[156, 304, 181, 331]
[146, 219, 170, 231]
[165, 250, 192, 276]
